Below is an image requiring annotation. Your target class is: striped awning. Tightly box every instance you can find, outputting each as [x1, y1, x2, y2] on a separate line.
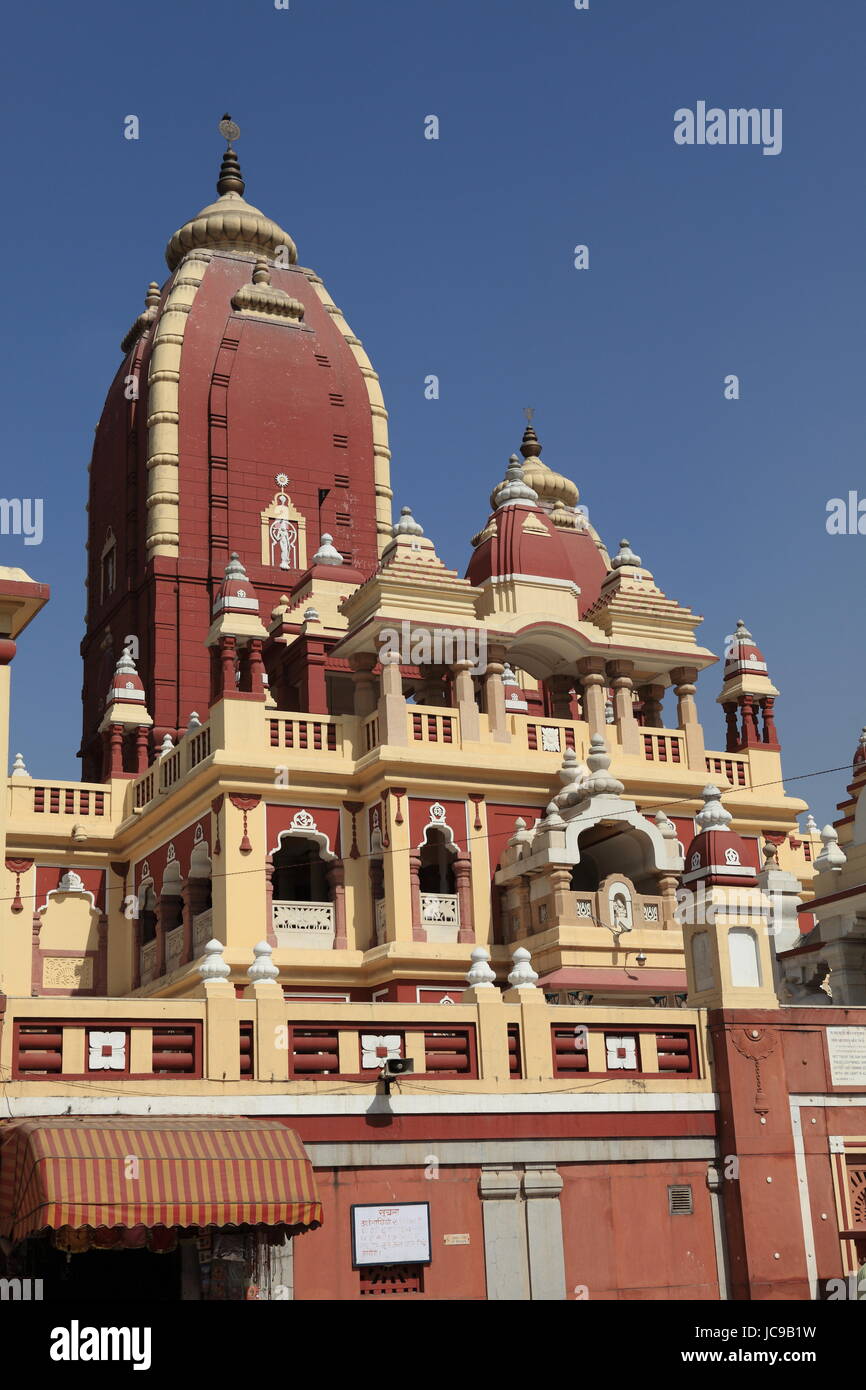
[0, 1117, 322, 1245]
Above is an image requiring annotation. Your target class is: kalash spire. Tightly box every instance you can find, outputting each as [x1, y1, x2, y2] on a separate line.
[164, 115, 298, 269]
[79, 116, 393, 779]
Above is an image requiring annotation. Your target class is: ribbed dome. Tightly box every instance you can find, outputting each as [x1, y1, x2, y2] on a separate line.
[165, 146, 297, 270]
[518, 425, 579, 509]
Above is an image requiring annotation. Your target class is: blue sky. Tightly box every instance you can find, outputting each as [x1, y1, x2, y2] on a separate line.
[0, 0, 863, 823]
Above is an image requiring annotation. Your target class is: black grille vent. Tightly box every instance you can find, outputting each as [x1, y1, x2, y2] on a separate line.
[668, 1184, 694, 1215]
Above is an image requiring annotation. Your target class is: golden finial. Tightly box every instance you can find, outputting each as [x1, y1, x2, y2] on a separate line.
[216, 114, 244, 196]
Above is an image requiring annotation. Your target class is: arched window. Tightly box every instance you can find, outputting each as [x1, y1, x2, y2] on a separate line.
[139, 885, 157, 944]
[272, 836, 330, 903]
[419, 827, 456, 894]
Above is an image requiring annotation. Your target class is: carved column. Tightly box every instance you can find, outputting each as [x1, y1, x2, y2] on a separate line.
[409, 852, 425, 941]
[328, 859, 348, 950]
[264, 857, 277, 948]
[453, 851, 475, 943]
[657, 873, 680, 926]
[108, 723, 125, 776]
[760, 696, 779, 747]
[671, 665, 706, 770]
[377, 651, 408, 746]
[638, 684, 665, 728]
[349, 652, 378, 719]
[577, 657, 607, 737]
[547, 675, 574, 720]
[608, 660, 640, 756]
[247, 638, 266, 700]
[484, 644, 509, 742]
[548, 867, 574, 928]
[303, 640, 329, 715]
[723, 701, 740, 753]
[96, 914, 109, 994]
[740, 694, 761, 747]
[452, 659, 480, 742]
[135, 726, 150, 773]
[219, 635, 237, 696]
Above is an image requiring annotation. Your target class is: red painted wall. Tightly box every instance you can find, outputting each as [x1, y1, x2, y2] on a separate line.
[560, 1159, 721, 1300]
[292, 1164, 487, 1301]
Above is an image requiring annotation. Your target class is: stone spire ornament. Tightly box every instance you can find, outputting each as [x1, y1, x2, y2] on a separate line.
[393, 506, 424, 537]
[491, 455, 539, 509]
[303, 606, 320, 622]
[508, 946, 539, 990]
[804, 813, 819, 835]
[186, 711, 202, 734]
[312, 533, 343, 566]
[583, 735, 624, 797]
[199, 938, 231, 980]
[854, 726, 866, 770]
[815, 824, 847, 873]
[10, 752, 29, 778]
[159, 734, 175, 757]
[247, 939, 279, 982]
[556, 747, 586, 807]
[465, 946, 496, 988]
[610, 538, 642, 569]
[216, 114, 244, 195]
[695, 784, 733, 833]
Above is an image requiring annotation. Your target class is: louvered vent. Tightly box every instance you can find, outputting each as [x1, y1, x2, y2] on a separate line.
[334, 474, 350, 488]
[668, 1184, 694, 1215]
[332, 433, 349, 449]
[329, 392, 345, 407]
[314, 353, 331, 367]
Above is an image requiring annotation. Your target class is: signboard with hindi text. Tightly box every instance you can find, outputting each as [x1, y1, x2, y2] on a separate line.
[351, 1202, 432, 1267]
[827, 1027, 866, 1086]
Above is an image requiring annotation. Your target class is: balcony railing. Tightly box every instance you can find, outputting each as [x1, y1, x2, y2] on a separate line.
[140, 939, 157, 986]
[421, 893, 460, 943]
[192, 909, 213, 954]
[272, 900, 335, 949]
[165, 925, 184, 973]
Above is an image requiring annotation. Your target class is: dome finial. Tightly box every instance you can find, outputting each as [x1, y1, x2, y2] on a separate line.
[216, 114, 245, 196]
[520, 409, 542, 459]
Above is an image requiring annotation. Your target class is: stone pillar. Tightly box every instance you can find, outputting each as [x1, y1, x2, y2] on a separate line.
[548, 674, 574, 720]
[608, 660, 640, 756]
[484, 644, 509, 742]
[108, 723, 124, 776]
[671, 665, 706, 770]
[638, 683, 665, 728]
[523, 1165, 567, 1300]
[247, 638, 266, 700]
[219, 635, 237, 696]
[740, 695, 761, 747]
[479, 1167, 530, 1301]
[657, 873, 680, 925]
[409, 852, 425, 941]
[135, 726, 150, 773]
[264, 857, 277, 947]
[349, 652, 378, 719]
[416, 663, 447, 707]
[452, 659, 480, 742]
[453, 851, 475, 943]
[577, 657, 607, 737]
[723, 701, 739, 753]
[328, 858, 348, 950]
[377, 651, 408, 746]
[760, 696, 779, 747]
[96, 914, 109, 995]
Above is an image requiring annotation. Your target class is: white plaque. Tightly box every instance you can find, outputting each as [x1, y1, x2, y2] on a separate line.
[351, 1202, 431, 1267]
[827, 1027, 866, 1086]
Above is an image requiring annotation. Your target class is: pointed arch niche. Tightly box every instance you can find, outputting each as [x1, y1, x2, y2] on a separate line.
[269, 811, 344, 950]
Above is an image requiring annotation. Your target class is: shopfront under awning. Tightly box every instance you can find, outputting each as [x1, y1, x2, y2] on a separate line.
[0, 1117, 322, 1247]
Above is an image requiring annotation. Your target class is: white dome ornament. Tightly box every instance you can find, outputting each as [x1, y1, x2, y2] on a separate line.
[312, 533, 343, 566]
[491, 455, 539, 510]
[815, 825, 847, 874]
[393, 506, 424, 537]
[159, 734, 175, 757]
[247, 940, 279, 982]
[584, 736, 624, 796]
[804, 813, 819, 835]
[465, 946, 496, 988]
[610, 538, 642, 570]
[186, 711, 202, 734]
[696, 785, 733, 833]
[199, 939, 231, 980]
[10, 753, 29, 778]
[508, 947, 539, 990]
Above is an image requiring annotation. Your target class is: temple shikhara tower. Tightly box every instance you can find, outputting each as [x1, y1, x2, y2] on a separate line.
[0, 124, 864, 1303]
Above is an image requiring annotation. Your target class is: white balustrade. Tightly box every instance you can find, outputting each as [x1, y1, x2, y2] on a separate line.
[272, 900, 335, 950]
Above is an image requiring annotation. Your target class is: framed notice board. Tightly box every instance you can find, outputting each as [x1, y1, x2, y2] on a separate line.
[350, 1202, 432, 1267]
